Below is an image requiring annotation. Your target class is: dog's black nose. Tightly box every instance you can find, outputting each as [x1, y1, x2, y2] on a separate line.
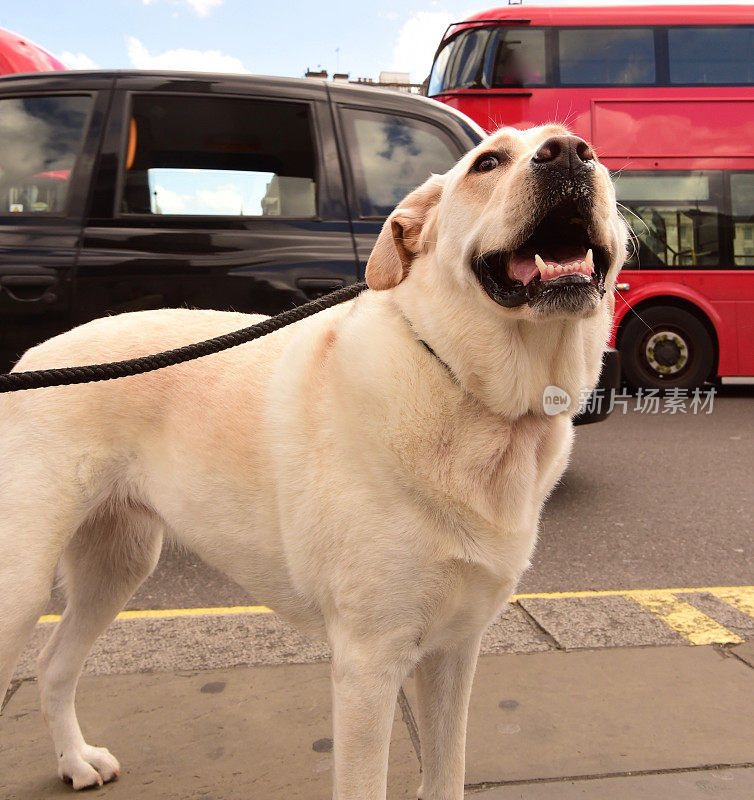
[531, 135, 594, 171]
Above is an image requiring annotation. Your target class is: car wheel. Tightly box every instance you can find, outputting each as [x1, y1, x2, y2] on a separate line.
[619, 305, 715, 391]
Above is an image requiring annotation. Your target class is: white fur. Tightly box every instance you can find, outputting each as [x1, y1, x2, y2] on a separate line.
[0, 125, 626, 798]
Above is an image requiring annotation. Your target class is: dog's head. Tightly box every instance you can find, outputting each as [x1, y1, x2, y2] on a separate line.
[367, 124, 626, 319]
[365, 124, 629, 415]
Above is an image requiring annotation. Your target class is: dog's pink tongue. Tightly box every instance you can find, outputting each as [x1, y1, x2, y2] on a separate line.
[508, 253, 540, 285]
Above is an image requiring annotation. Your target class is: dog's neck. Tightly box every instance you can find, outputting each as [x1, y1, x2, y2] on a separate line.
[392, 305, 460, 383]
[388, 279, 611, 420]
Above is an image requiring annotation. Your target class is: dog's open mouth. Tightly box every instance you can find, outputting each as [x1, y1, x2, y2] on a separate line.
[472, 200, 611, 309]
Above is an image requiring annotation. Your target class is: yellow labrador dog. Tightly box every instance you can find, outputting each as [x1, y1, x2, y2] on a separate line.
[0, 124, 626, 799]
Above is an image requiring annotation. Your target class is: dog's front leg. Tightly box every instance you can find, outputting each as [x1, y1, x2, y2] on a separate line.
[414, 634, 482, 800]
[330, 642, 412, 800]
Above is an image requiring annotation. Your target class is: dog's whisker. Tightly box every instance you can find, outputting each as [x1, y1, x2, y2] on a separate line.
[614, 289, 654, 332]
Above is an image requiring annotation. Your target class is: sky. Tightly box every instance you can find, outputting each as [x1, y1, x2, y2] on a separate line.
[2, 0, 752, 85]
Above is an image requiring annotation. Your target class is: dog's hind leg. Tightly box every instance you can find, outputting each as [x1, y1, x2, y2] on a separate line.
[0, 459, 89, 711]
[37, 498, 163, 790]
[0, 519, 63, 713]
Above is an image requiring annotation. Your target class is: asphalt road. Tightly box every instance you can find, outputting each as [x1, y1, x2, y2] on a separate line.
[46, 385, 754, 615]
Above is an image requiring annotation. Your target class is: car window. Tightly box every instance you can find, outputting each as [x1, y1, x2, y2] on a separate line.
[0, 94, 92, 215]
[340, 108, 460, 217]
[669, 27, 754, 85]
[558, 28, 655, 85]
[121, 95, 317, 217]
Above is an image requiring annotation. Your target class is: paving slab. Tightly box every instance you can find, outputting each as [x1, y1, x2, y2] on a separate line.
[517, 595, 683, 649]
[479, 604, 552, 655]
[13, 614, 331, 680]
[461, 647, 754, 785]
[731, 639, 754, 668]
[6, 643, 754, 799]
[0, 663, 420, 800]
[469, 767, 754, 799]
[14, 604, 551, 683]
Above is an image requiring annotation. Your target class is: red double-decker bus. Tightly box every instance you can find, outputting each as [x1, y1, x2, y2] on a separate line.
[0, 28, 65, 75]
[428, 4, 754, 390]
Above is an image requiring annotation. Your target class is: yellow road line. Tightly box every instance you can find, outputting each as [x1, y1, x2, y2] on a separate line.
[628, 591, 743, 646]
[38, 604, 273, 625]
[707, 587, 754, 618]
[513, 585, 754, 600]
[37, 586, 754, 645]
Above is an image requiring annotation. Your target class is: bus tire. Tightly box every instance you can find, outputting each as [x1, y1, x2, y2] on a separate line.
[619, 305, 715, 391]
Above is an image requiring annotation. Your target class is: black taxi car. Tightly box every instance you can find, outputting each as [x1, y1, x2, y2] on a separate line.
[0, 70, 617, 420]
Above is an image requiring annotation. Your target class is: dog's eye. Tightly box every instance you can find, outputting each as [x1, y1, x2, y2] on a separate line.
[474, 154, 500, 173]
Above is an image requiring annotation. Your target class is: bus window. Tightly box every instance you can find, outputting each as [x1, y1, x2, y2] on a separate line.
[614, 172, 721, 268]
[431, 27, 494, 92]
[731, 173, 754, 266]
[428, 38, 456, 96]
[669, 27, 754, 84]
[559, 28, 655, 85]
[489, 28, 547, 87]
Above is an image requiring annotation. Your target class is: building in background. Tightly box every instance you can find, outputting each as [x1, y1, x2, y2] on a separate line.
[305, 68, 424, 94]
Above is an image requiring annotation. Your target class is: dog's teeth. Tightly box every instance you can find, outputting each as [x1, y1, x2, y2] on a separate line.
[585, 249, 594, 271]
[535, 254, 547, 275]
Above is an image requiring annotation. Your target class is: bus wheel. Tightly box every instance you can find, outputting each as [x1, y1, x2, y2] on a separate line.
[619, 306, 715, 391]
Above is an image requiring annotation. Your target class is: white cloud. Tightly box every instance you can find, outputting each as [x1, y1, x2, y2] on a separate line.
[142, 0, 223, 16]
[186, 0, 222, 15]
[391, 11, 457, 84]
[194, 184, 247, 214]
[60, 51, 99, 70]
[152, 184, 190, 214]
[152, 182, 258, 215]
[126, 36, 248, 73]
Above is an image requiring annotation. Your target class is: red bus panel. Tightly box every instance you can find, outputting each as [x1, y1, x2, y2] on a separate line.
[592, 99, 754, 160]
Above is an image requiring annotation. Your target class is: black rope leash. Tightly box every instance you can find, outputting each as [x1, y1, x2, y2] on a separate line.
[0, 282, 367, 394]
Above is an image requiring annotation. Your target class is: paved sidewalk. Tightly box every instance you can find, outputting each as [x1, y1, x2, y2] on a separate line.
[3, 641, 753, 799]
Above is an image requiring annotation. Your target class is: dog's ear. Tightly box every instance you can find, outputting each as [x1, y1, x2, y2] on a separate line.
[365, 174, 444, 291]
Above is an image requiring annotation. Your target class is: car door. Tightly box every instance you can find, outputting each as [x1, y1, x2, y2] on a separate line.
[0, 75, 109, 372]
[72, 74, 358, 326]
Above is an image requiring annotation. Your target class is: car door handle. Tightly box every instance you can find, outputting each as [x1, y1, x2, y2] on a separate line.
[296, 278, 346, 299]
[0, 274, 58, 303]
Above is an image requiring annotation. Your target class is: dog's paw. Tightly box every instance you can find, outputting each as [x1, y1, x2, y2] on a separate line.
[58, 745, 120, 790]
